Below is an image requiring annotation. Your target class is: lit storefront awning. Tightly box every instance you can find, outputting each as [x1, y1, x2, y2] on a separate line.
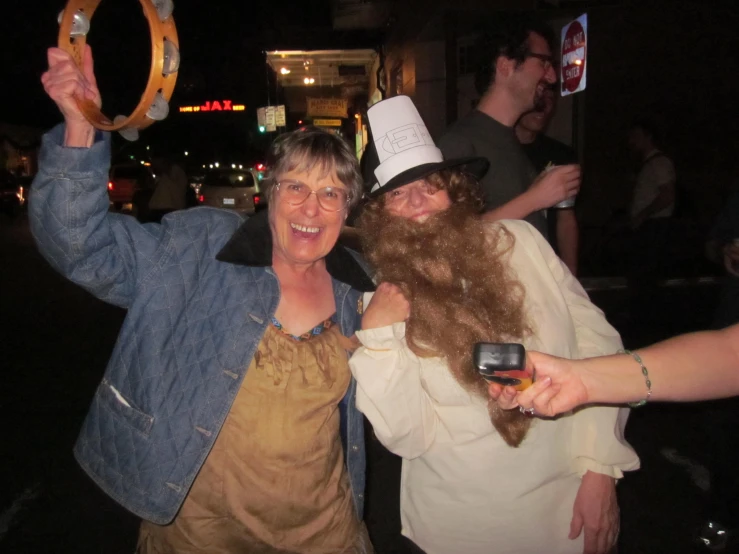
[266, 49, 377, 88]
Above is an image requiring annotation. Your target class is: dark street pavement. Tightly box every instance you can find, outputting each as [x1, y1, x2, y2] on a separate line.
[0, 211, 731, 554]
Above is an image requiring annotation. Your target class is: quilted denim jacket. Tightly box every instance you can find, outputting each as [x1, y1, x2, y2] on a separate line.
[30, 125, 375, 525]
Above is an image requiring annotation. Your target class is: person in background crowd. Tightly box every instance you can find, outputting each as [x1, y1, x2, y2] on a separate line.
[693, 185, 739, 550]
[706, 185, 739, 327]
[607, 118, 678, 332]
[439, 14, 580, 241]
[516, 85, 579, 274]
[628, 118, 676, 230]
[148, 156, 189, 222]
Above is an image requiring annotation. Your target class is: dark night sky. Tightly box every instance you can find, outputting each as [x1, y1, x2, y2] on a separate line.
[8, 0, 739, 172]
[2, 0, 338, 134]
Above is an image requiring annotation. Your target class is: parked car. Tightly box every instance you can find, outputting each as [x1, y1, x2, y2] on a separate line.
[197, 167, 266, 214]
[108, 163, 155, 210]
[0, 170, 27, 217]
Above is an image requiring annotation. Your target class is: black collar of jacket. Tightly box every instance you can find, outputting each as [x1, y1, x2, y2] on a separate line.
[216, 210, 376, 292]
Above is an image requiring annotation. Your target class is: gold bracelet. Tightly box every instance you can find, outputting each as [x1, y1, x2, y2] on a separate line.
[618, 349, 652, 407]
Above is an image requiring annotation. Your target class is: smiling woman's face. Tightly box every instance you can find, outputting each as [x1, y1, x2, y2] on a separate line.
[383, 178, 452, 222]
[269, 166, 348, 269]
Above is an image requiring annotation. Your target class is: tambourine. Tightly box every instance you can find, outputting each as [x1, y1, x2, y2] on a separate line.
[57, 0, 180, 141]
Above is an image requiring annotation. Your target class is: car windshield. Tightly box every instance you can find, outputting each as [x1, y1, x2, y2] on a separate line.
[202, 170, 255, 188]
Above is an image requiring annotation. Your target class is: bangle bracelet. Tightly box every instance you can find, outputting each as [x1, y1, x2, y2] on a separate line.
[618, 349, 652, 407]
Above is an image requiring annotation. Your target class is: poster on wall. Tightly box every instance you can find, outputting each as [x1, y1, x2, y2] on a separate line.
[307, 98, 348, 118]
[275, 105, 286, 127]
[265, 106, 277, 132]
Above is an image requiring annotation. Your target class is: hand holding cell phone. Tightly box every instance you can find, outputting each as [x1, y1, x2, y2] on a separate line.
[474, 342, 534, 391]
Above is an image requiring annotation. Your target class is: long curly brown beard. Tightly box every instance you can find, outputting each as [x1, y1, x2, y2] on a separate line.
[358, 201, 534, 446]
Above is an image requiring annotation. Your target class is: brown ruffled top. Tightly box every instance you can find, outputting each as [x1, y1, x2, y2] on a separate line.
[137, 320, 361, 553]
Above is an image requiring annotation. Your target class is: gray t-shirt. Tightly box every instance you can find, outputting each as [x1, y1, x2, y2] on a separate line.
[438, 110, 547, 237]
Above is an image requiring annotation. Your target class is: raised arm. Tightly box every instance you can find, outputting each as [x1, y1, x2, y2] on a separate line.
[349, 284, 440, 459]
[481, 164, 581, 223]
[41, 46, 100, 148]
[31, 47, 169, 308]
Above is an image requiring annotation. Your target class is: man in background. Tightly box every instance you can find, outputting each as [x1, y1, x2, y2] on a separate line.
[696, 185, 739, 551]
[628, 118, 676, 230]
[516, 86, 579, 274]
[439, 14, 580, 241]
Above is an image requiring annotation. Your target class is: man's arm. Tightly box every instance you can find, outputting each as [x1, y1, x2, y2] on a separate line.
[438, 130, 522, 219]
[556, 209, 579, 275]
[480, 191, 540, 222]
[438, 128, 579, 221]
[481, 164, 582, 223]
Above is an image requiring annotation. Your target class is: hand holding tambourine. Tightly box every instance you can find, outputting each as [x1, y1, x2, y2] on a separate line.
[42, 45, 101, 134]
[53, 0, 180, 140]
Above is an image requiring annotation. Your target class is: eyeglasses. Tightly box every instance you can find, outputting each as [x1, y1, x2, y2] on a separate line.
[384, 181, 439, 207]
[526, 51, 556, 71]
[276, 180, 352, 212]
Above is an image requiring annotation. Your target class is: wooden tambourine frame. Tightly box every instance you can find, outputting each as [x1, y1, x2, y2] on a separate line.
[57, 0, 179, 134]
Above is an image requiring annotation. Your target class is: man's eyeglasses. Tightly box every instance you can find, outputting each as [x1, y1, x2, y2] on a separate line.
[276, 180, 352, 212]
[526, 51, 557, 71]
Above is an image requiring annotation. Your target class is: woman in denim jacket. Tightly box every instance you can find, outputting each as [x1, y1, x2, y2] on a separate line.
[32, 46, 374, 554]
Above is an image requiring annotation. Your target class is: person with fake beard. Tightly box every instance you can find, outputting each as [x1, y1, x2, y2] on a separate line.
[349, 96, 639, 554]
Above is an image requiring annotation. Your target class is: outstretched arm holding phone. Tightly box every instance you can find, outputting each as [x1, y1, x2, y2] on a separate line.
[490, 324, 739, 417]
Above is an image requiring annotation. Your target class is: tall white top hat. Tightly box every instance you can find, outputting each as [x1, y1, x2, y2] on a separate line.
[365, 95, 489, 197]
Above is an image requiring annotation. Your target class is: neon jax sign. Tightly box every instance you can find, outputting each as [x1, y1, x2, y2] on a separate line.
[179, 100, 246, 113]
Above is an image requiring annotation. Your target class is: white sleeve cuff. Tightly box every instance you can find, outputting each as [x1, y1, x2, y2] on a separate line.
[356, 322, 407, 352]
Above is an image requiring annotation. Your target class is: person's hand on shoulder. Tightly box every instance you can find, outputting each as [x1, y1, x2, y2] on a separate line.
[362, 282, 410, 330]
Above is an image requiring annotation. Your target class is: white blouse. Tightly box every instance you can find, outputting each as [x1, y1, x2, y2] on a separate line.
[350, 220, 640, 554]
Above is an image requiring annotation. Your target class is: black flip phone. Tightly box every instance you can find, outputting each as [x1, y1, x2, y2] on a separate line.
[474, 342, 530, 388]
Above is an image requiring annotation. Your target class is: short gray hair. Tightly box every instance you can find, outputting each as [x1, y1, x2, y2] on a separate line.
[263, 126, 362, 209]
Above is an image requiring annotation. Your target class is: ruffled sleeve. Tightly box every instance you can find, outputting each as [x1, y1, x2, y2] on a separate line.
[349, 294, 439, 459]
